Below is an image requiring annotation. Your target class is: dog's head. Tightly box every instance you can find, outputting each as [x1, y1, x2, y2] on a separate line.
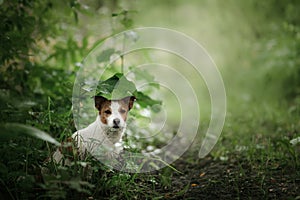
[94, 96, 135, 130]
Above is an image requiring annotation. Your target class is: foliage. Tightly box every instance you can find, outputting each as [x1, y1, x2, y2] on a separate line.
[251, 0, 300, 101]
[0, 0, 165, 199]
[0, 123, 60, 145]
[96, 73, 161, 107]
[0, 0, 83, 65]
[224, 0, 300, 104]
[0, 0, 299, 199]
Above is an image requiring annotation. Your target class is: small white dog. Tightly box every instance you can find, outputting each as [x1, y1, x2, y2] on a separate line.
[53, 95, 135, 163]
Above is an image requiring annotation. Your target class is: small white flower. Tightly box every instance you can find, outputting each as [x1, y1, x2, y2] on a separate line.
[146, 145, 154, 152]
[220, 156, 228, 161]
[290, 137, 300, 146]
[153, 148, 161, 155]
[125, 31, 139, 42]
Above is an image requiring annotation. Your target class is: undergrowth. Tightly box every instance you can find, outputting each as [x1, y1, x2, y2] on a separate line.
[1, 0, 300, 199]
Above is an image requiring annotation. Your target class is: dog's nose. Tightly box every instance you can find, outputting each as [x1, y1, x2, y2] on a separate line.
[113, 118, 120, 126]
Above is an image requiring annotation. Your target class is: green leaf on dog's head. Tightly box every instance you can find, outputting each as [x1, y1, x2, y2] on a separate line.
[96, 73, 162, 108]
[96, 73, 136, 100]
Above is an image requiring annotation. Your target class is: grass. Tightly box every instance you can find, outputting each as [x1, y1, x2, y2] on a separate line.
[1, 100, 299, 197]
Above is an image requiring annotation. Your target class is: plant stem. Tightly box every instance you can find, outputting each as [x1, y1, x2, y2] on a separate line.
[121, 33, 126, 73]
[47, 96, 52, 124]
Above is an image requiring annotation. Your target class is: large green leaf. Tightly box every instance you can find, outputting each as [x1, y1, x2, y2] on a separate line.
[0, 123, 60, 146]
[135, 91, 161, 110]
[96, 73, 136, 99]
[95, 73, 162, 108]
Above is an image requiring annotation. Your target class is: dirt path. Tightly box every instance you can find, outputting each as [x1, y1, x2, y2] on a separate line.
[163, 152, 300, 199]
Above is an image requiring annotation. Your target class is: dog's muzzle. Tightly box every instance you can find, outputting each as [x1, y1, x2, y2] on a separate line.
[113, 118, 121, 128]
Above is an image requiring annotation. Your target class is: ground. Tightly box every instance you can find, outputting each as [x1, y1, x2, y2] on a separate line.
[167, 152, 299, 199]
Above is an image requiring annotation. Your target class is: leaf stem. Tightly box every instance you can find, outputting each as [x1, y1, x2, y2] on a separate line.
[121, 33, 126, 73]
[47, 96, 52, 124]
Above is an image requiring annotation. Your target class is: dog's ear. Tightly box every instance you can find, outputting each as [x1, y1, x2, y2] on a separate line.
[94, 96, 107, 111]
[122, 96, 136, 110]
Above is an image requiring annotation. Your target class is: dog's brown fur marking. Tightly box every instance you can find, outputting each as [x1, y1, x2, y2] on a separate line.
[99, 100, 111, 125]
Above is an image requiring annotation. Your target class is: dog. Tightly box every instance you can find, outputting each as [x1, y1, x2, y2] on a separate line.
[52, 95, 135, 164]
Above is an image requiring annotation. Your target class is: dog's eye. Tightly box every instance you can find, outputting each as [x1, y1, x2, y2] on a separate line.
[119, 109, 126, 114]
[104, 110, 111, 114]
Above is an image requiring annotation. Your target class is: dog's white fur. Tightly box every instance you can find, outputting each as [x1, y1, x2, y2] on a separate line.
[52, 96, 134, 164]
[72, 102, 126, 158]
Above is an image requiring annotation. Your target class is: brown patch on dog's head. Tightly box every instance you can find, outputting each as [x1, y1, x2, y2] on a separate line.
[94, 96, 108, 111]
[115, 96, 135, 122]
[94, 96, 111, 125]
[121, 96, 136, 111]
